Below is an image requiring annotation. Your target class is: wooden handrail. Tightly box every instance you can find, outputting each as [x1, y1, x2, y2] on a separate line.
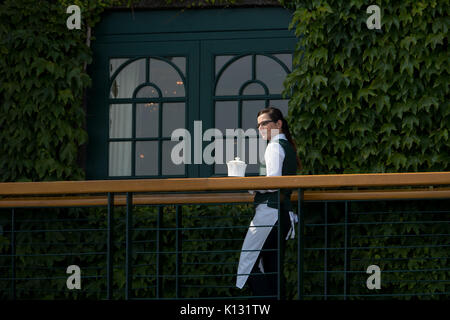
[1, 188, 449, 208]
[0, 172, 449, 196]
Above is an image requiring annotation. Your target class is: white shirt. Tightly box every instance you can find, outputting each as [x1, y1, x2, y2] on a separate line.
[255, 133, 287, 193]
[265, 133, 286, 177]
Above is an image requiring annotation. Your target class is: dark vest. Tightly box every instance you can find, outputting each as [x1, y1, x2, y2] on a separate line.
[254, 138, 297, 211]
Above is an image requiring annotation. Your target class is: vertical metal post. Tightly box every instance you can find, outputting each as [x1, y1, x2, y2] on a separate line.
[156, 206, 163, 298]
[324, 202, 328, 300]
[343, 201, 350, 300]
[107, 193, 114, 300]
[297, 188, 304, 300]
[175, 205, 182, 298]
[277, 189, 281, 300]
[125, 192, 133, 300]
[11, 208, 16, 300]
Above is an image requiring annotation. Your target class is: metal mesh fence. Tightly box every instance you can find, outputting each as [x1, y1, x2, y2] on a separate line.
[0, 194, 449, 300]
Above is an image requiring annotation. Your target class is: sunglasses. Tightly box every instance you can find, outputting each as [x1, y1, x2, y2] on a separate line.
[256, 120, 274, 129]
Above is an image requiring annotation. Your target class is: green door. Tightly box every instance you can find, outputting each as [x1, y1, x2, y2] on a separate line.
[86, 8, 296, 180]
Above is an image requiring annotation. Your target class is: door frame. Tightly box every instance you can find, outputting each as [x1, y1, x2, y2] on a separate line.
[86, 7, 296, 179]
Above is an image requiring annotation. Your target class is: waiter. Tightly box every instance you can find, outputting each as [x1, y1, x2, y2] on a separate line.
[236, 106, 302, 298]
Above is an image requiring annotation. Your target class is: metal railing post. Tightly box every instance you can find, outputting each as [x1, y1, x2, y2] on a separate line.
[297, 188, 304, 300]
[125, 192, 133, 300]
[10, 208, 15, 300]
[277, 189, 281, 300]
[107, 193, 114, 300]
[343, 201, 351, 300]
[176, 205, 182, 298]
[156, 206, 163, 298]
[324, 202, 328, 300]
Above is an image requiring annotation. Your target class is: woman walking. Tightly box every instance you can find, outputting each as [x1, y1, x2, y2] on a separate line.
[236, 106, 301, 298]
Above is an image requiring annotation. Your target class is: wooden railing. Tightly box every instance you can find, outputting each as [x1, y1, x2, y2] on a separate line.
[1, 172, 450, 207]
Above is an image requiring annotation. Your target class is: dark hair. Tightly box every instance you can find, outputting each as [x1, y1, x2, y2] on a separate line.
[257, 106, 302, 170]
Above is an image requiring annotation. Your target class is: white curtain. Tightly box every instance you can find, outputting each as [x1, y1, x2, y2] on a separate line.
[109, 58, 146, 176]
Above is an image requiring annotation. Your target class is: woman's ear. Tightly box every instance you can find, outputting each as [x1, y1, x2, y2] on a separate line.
[276, 119, 283, 129]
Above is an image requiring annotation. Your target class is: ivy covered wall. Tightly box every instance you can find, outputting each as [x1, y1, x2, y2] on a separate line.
[282, 0, 449, 174]
[0, 0, 97, 182]
[0, 0, 245, 182]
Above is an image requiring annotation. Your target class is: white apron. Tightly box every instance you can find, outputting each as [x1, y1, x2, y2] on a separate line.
[236, 203, 298, 289]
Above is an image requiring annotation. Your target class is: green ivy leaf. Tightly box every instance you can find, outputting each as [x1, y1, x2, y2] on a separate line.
[402, 115, 420, 130]
[380, 123, 396, 135]
[357, 88, 376, 103]
[58, 89, 74, 104]
[311, 74, 328, 88]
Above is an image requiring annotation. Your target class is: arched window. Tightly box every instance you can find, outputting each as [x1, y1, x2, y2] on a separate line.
[214, 54, 291, 175]
[107, 57, 187, 177]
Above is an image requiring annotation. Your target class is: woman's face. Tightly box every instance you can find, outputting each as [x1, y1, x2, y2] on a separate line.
[257, 113, 282, 140]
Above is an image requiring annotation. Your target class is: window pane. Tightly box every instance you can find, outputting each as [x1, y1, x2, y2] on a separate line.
[110, 104, 132, 139]
[269, 99, 289, 118]
[110, 58, 129, 78]
[242, 100, 265, 131]
[149, 58, 185, 97]
[215, 55, 234, 76]
[242, 82, 266, 95]
[136, 141, 158, 176]
[135, 85, 160, 98]
[216, 55, 251, 96]
[256, 55, 287, 94]
[170, 57, 186, 77]
[109, 142, 131, 176]
[274, 54, 292, 72]
[215, 101, 238, 133]
[163, 103, 185, 137]
[162, 141, 185, 175]
[136, 103, 159, 138]
[110, 59, 146, 98]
